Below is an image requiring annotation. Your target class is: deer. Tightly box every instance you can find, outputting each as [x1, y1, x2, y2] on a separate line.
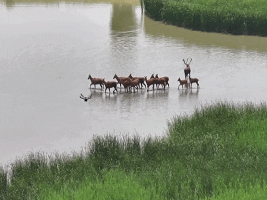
[130, 78, 140, 93]
[177, 77, 189, 89]
[113, 74, 129, 87]
[120, 78, 132, 93]
[183, 58, 192, 79]
[128, 74, 146, 88]
[88, 74, 105, 89]
[189, 76, 199, 88]
[80, 94, 92, 102]
[155, 74, 169, 88]
[144, 76, 156, 92]
[103, 80, 118, 93]
[153, 75, 166, 90]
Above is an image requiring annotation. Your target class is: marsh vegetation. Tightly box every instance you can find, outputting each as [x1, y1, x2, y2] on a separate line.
[1, 102, 267, 199]
[144, 0, 267, 36]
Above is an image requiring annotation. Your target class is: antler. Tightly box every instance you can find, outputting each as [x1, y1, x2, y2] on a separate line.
[80, 94, 92, 102]
[183, 58, 192, 65]
[187, 58, 192, 65]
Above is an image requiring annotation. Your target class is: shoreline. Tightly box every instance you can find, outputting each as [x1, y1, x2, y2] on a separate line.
[143, 0, 267, 36]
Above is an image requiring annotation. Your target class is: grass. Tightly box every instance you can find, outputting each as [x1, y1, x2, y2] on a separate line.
[143, 0, 267, 36]
[42, 169, 161, 200]
[208, 181, 267, 200]
[1, 102, 267, 199]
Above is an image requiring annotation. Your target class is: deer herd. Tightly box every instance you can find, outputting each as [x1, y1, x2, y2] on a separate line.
[86, 59, 199, 95]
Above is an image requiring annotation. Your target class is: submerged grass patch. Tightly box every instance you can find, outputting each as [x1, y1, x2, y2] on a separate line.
[144, 0, 267, 36]
[1, 102, 267, 199]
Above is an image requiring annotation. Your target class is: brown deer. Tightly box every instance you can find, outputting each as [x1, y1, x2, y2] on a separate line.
[183, 58, 192, 79]
[120, 78, 132, 93]
[113, 74, 129, 87]
[155, 74, 169, 88]
[88, 74, 105, 89]
[103, 80, 118, 93]
[129, 74, 146, 88]
[144, 76, 156, 92]
[189, 76, 199, 88]
[154, 75, 166, 90]
[177, 77, 189, 89]
[130, 78, 140, 93]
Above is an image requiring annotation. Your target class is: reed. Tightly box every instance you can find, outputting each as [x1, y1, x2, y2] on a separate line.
[1, 102, 267, 199]
[143, 0, 267, 36]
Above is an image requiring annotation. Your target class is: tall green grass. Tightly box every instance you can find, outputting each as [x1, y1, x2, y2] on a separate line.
[143, 0, 267, 36]
[1, 102, 267, 199]
[42, 169, 162, 200]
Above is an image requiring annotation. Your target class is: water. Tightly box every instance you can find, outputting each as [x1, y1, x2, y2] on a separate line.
[1, 0, 267, 165]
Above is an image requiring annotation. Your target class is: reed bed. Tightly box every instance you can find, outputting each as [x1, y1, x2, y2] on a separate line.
[1, 102, 267, 199]
[144, 0, 267, 36]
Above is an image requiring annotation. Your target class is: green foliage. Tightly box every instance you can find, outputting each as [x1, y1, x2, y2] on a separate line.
[43, 169, 162, 200]
[144, 0, 164, 20]
[144, 0, 267, 36]
[1, 102, 267, 199]
[208, 181, 267, 200]
[0, 166, 7, 199]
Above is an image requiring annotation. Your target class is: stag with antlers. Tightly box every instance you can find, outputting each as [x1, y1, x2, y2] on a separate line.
[80, 94, 92, 102]
[183, 58, 192, 79]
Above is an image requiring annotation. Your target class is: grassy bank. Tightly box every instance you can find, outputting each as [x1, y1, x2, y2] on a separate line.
[143, 0, 267, 36]
[1, 102, 267, 199]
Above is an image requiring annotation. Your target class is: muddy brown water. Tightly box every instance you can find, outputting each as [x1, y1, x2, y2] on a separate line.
[1, 0, 267, 164]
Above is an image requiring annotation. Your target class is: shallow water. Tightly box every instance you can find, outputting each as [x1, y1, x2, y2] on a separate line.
[1, 0, 267, 165]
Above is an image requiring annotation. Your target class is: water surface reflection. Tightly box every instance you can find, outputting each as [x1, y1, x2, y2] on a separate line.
[110, 3, 138, 74]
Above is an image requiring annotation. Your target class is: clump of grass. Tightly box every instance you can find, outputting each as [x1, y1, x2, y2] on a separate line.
[1, 102, 267, 199]
[143, 0, 164, 20]
[0, 166, 8, 199]
[144, 0, 267, 36]
[42, 169, 162, 200]
[208, 180, 267, 200]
